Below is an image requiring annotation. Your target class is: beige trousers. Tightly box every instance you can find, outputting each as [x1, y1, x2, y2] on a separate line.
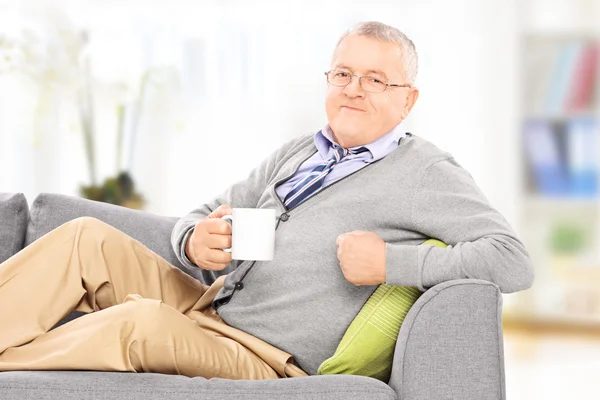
[0, 217, 307, 380]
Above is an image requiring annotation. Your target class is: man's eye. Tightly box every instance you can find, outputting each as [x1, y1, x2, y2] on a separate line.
[335, 72, 350, 78]
[369, 77, 383, 84]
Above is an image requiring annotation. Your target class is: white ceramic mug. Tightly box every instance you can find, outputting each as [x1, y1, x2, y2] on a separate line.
[221, 208, 277, 260]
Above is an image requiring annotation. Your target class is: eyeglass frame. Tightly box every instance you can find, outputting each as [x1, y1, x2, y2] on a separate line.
[324, 70, 412, 93]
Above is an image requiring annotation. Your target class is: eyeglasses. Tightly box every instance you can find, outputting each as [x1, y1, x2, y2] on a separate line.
[325, 70, 411, 93]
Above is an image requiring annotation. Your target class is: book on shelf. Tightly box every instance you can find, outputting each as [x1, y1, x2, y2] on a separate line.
[544, 42, 583, 114]
[523, 117, 598, 197]
[526, 39, 599, 115]
[566, 117, 598, 196]
[523, 119, 568, 195]
[565, 43, 600, 112]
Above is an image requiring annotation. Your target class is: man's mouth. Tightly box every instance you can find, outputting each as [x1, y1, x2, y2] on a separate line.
[341, 106, 365, 112]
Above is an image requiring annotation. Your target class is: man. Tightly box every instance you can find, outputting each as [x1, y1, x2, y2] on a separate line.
[0, 21, 533, 380]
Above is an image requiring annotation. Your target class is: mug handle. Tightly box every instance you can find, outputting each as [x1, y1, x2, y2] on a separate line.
[221, 215, 233, 253]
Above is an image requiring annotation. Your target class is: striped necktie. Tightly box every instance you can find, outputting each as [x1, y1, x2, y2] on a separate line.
[283, 145, 369, 209]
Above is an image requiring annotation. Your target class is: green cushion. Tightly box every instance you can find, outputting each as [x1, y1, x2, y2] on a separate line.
[317, 238, 448, 382]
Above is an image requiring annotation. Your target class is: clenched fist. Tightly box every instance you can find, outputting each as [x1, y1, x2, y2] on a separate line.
[186, 204, 233, 270]
[336, 231, 387, 286]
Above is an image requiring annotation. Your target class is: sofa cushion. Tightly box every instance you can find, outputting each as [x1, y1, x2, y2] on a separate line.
[318, 239, 447, 382]
[25, 193, 206, 281]
[0, 193, 29, 264]
[0, 371, 397, 400]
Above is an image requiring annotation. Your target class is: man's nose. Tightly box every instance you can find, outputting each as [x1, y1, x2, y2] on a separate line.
[343, 75, 365, 98]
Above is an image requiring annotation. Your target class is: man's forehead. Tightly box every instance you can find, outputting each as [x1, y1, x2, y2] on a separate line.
[332, 35, 405, 78]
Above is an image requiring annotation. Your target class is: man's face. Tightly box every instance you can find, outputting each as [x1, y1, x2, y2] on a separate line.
[325, 34, 419, 148]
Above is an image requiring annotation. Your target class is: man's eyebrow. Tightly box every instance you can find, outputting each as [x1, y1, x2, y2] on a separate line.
[333, 65, 388, 80]
[366, 69, 388, 80]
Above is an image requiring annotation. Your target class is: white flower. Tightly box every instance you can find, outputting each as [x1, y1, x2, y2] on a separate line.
[0, 37, 25, 73]
[0, 3, 87, 91]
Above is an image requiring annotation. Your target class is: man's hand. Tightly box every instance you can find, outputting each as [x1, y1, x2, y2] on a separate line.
[336, 231, 386, 286]
[186, 205, 233, 270]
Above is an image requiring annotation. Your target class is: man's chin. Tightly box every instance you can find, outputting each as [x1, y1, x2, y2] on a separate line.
[332, 131, 364, 147]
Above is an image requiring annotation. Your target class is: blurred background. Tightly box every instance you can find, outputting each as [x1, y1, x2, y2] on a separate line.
[1, 0, 599, 397]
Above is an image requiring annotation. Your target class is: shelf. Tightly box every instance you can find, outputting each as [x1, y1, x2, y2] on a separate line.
[522, 30, 600, 41]
[514, 0, 600, 343]
[503, 310, 600, 337]
[522, 112, 599, 122]
[523, 195, 600, 208]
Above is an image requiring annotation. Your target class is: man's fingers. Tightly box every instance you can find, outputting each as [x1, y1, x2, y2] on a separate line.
[203, 218, 232, 235]
[205, 233, 232, 250]
[206, 204, 233, 219]
[201, 259, 228, 271]
[337, 231, 363, 246]
[205, 248, 233, 264]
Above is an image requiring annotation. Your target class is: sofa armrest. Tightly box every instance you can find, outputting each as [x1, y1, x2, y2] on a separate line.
[388, 279, 505, 400]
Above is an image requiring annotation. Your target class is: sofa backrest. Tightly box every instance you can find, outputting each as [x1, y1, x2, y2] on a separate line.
[26, 193, 191, 275]
[0, 193, 29, 263]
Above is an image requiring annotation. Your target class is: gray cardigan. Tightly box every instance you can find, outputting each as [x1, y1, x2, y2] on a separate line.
[171, 132, 533, 375]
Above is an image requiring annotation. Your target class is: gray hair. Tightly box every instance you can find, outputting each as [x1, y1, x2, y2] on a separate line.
[335, 21, 418, 85]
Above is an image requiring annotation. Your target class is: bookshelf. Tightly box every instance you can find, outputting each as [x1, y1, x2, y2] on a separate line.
[505, 1, 600, 331]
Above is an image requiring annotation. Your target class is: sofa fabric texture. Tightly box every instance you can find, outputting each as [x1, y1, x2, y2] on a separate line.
[0, 193, 29, 264]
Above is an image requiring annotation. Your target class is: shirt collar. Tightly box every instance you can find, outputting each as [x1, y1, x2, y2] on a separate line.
[314, 123, 406, 162]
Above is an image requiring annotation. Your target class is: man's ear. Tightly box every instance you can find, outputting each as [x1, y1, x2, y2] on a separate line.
[402, 88, 420, 118]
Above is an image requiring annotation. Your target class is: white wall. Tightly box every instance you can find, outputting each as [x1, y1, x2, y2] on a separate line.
[0, 0, 521, 228]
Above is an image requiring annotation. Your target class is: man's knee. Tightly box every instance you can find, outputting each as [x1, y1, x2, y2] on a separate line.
[70, 216, 109, 230]
[67, 217, 124, 243]
[119, 296, 173, 340]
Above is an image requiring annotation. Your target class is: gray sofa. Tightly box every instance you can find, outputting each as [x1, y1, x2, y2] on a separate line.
[0, 192, 506, 400]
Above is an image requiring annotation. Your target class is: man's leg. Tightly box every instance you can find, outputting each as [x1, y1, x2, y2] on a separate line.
[0, 295, 280, 380]
[0, 217, 209, 353]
